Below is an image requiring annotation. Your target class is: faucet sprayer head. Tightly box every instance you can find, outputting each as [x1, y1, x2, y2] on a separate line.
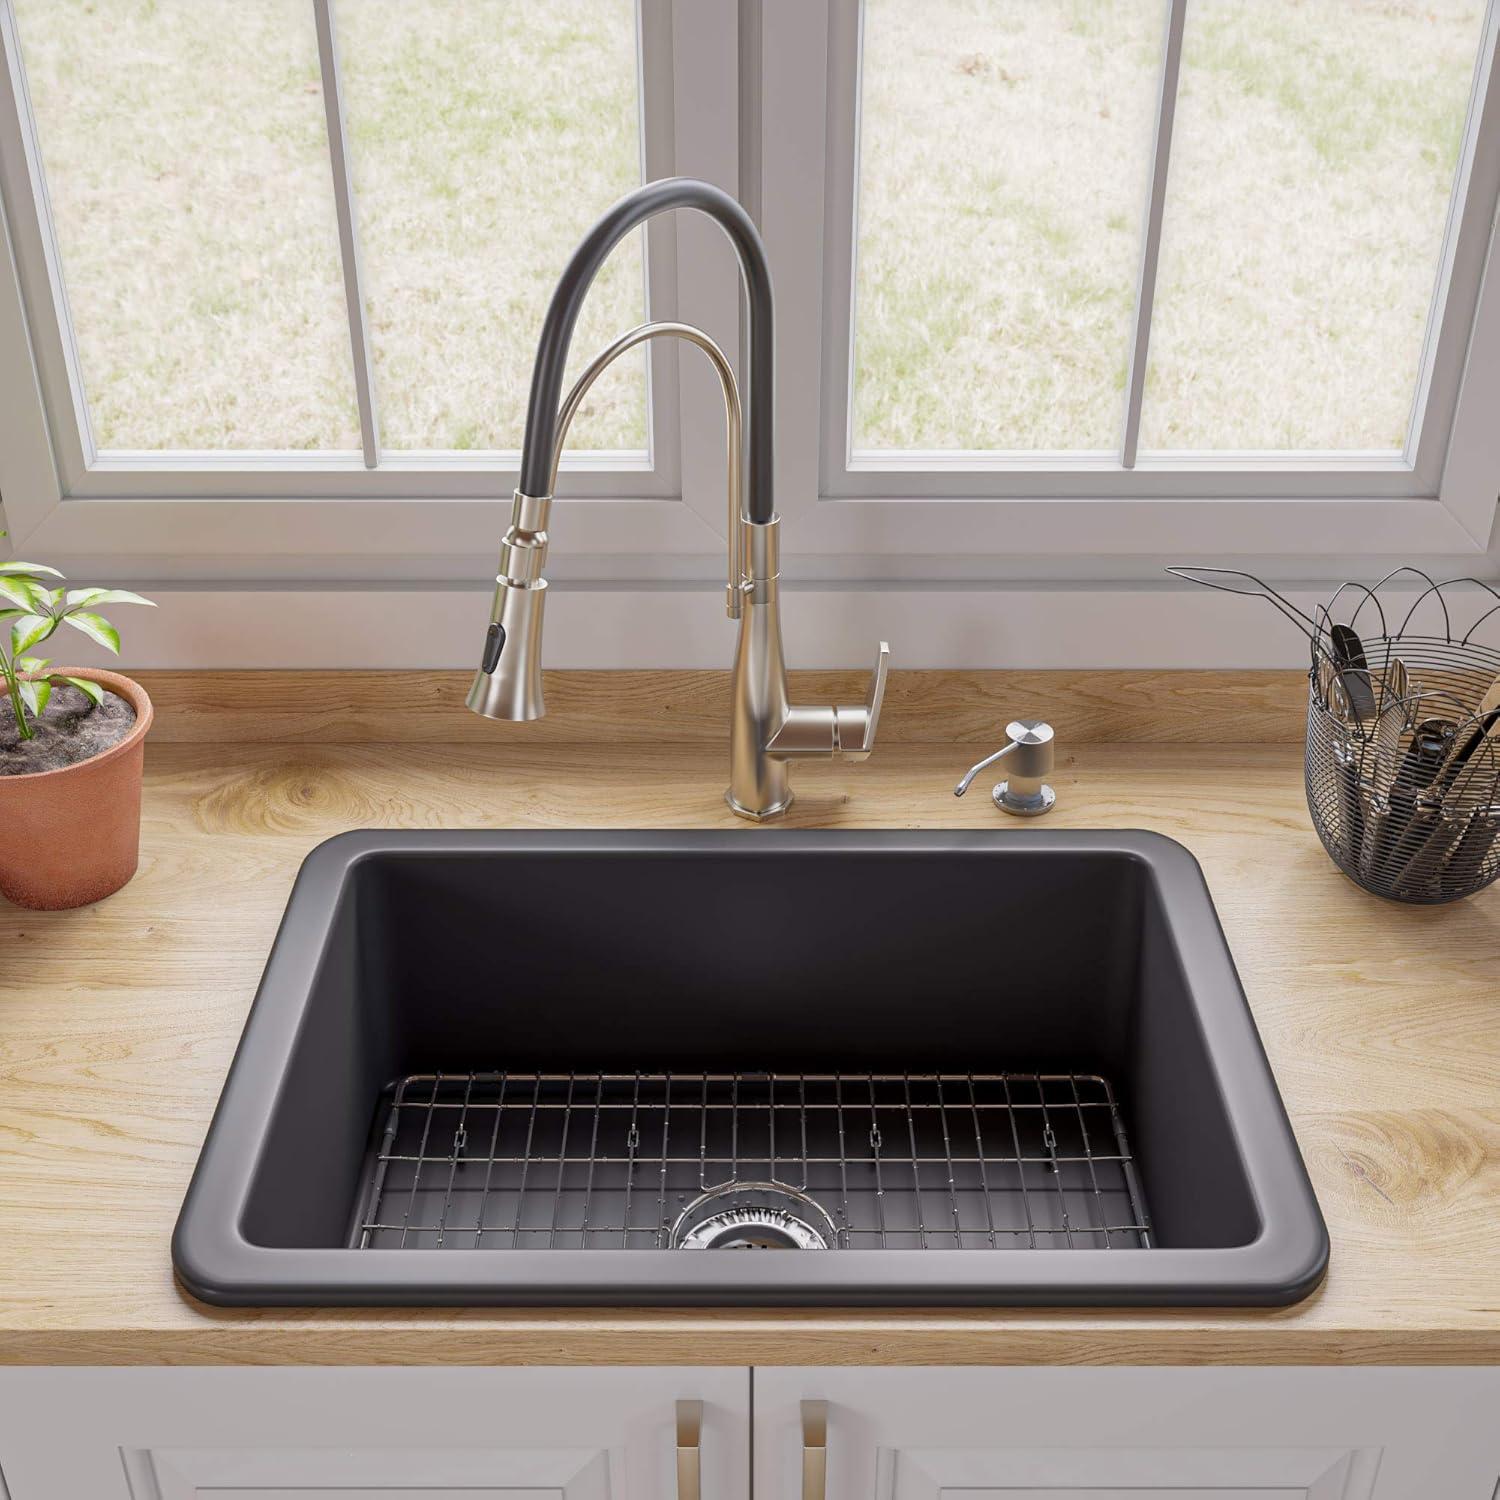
[465, 581, 546, 722]
[466, 489, 551, 722]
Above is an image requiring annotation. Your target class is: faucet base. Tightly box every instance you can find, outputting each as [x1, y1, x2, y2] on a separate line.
[725, 788, 795, 822]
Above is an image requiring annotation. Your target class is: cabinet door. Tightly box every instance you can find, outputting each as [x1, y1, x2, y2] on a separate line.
[753, 1368, 1500, 1500]
[0, 1367, 748, 1500]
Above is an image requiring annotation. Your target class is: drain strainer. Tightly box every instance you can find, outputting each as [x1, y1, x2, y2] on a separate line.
[671, 1182, 836, 1250]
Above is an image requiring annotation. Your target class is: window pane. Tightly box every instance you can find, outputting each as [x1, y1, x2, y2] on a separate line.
[13, 0, 359, 451]
[850, 0, 1165, 454]
[337, 0, 645, 453]
[1139, 0, 1485, 453]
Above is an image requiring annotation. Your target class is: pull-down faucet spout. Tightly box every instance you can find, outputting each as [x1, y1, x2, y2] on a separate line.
[467, 177, 889, 820]
[519, 177, 775, 526]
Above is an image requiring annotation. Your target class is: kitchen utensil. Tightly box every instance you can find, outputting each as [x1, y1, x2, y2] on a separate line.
[1371, 657, 1410, 791]
[1333, 736, 1365, 866]
[1427, 705, 1500, 802]
[1371, 716, 1456, 880]
[1358, 795, 1390, 886]
[1379, 654, 1409, 713]
[1165, 567, 1326, 649]
[1329, 623, 1377, 723]
[1387, 701, 1500, 897]
[1444, 802, 1500, 890]
[1391, 810, 1468, 899]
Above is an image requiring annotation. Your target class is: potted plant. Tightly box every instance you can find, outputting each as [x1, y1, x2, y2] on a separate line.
[0, 534, 154, 908]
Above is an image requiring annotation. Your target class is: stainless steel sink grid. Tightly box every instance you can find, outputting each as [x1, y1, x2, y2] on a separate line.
[351, 1071, 1152, 1252]
[173, 829, 1329, 1306]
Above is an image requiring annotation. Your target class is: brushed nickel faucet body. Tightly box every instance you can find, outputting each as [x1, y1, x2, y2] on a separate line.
[467, 178, 888, 819]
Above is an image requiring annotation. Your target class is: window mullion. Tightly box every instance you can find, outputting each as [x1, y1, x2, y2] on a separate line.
[660, 0, 741, 533]
[1119, 0, 1187, 471]
[312, 0, 379, 470]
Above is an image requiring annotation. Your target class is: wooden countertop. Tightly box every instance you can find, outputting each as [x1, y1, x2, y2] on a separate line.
[1, 670, 1497, 1366]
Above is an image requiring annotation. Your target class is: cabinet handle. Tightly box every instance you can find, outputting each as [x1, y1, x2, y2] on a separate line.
[676, 1400, 702, 1500]
[801, 1401, 828, 1500]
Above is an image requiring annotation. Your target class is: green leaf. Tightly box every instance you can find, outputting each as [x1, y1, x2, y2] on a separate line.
[0, 560, 63, 579]
[0, 576, 41, 612]
[60, 675, 104, 707]
[16, 656, 49, 674]
[16, 678, 37, 718]
[61, 611, 119, 654]
[63, 587, 154, 611]
[10, 614, 55, 655]
[29, 678, 50, 718]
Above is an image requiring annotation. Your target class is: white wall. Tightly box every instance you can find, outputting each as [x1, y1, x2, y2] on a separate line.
[39, 577, 1500, 671]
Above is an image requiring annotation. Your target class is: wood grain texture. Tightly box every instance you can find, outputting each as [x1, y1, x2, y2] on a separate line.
[0, 680, 1497, 1366]
[133, 669, 1312, 746]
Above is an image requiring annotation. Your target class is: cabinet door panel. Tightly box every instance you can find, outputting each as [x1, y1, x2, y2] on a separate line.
[957, 1493, 1287, 1500]
[142, 1444, 609, 1500]
[212, 1493, 561, 1500]
[753, 1368, 1500, 1500]
[891, 1444, 1353, 1496]
[0, 1368, 747, 1500]
[888, 1445, 1353, 1499]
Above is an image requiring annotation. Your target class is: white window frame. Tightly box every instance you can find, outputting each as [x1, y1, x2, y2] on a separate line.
[0, 0, 743, 579]
[0, 0, 1498, 588]
[758, 0, 1500, 564]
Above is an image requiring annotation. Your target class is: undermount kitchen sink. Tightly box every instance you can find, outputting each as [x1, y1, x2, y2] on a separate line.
[173, 830, 1327, 1307]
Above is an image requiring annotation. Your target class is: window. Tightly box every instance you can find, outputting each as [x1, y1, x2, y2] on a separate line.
[16, 0, 358, 454]
[850, 0, 1164, 457]
[792, 0, 1500, 561]
[5, 0, 654, 464]
[845, 0, 1487, 462]
[335, 0, 648, 456]
[1141, 0, 1485, 457]
[0, 0, 741, 577]
[1, 0, 1498, 586]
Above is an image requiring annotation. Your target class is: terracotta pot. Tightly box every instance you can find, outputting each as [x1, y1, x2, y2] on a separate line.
[0, 667, 153, 909]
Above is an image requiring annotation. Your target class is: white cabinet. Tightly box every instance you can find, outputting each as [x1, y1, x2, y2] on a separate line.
[751, 1368, 1500, 1500]
[0, 1367, 748, 1500]
[3, 1364, 1499, 1500]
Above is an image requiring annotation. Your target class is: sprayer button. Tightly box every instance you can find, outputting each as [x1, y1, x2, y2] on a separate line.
[482, 622, 506, 674]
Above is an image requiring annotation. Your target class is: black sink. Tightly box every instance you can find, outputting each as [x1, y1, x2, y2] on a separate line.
[174, 830, 1327, 1306]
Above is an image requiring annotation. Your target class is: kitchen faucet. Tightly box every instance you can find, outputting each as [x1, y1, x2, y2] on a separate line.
[466, 177, 889, 819]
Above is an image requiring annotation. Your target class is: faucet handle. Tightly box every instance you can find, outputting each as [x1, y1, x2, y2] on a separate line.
[863, 641, 891, 750]
[835, 641, 890, 761]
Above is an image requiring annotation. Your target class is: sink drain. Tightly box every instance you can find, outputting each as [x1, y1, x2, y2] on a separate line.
[671, 1183, 836, 1250]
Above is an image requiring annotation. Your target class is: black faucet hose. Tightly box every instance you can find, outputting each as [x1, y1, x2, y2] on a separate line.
[517, 177, 775, 526]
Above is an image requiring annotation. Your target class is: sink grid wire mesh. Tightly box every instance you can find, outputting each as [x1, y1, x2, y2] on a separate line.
[351, 1072, 1152, 1251]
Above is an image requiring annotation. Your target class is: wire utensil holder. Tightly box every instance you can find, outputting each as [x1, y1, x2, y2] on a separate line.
[1171, 567, 1500, 904]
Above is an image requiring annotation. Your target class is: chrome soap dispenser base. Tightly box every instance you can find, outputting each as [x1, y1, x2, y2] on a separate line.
[992, 779, 1056, 817]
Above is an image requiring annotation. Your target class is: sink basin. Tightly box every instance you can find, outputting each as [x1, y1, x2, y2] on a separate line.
[174, 830, 1327, 1306]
